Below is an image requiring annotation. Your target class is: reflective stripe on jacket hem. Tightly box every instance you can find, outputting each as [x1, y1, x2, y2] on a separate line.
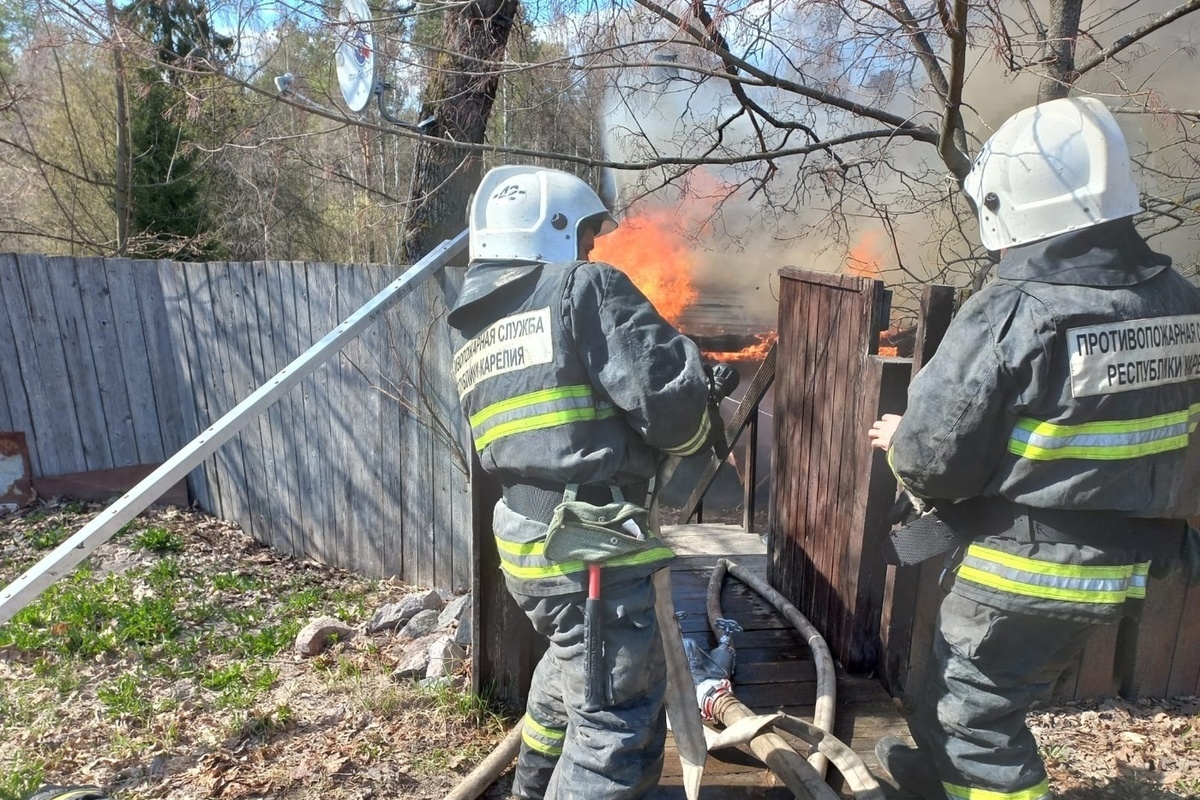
[957, 544, 1150, 604]
[943, 777, 1050, 800]
[1008, 403, 1200, 461]
[495, 536, 674, 580]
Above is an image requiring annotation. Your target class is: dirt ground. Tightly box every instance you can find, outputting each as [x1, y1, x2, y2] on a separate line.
[2, 501, 1197, 799]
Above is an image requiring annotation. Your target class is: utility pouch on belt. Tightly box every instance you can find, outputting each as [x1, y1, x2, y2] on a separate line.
[879, 492, 969, 567]
[543, 484, 654, 563]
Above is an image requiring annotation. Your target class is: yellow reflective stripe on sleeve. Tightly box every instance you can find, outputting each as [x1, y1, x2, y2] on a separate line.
[1009, 404, 1200, 461]
[471, 385, 595, 428]
[957, 545, 1145, 605]
[663, 410, 712, 456]
[521, 713, 564, 757]
[1126, 561, 1151, 599]
[943, 777, 1050, 800]
[475, 406, 618, 451]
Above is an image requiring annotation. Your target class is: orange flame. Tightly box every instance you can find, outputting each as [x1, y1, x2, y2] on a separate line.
[702, 331, 778, 362]
[591, 209, 697, 324]
[846, 230, 886, 278]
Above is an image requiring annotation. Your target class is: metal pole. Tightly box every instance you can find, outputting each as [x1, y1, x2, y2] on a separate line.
[0, 231, 468, 625]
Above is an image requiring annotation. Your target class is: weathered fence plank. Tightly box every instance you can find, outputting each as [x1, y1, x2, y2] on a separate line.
[400, 282, 436, 588]
[425, 281, 464, 589]
[159, 263, 200, 501]
[284, 261, 313, 557]
[195, 262, 245, 525]
[73, 258, 141, 468]
[0, 352, 11, 431]
[877, 284, 954, 699]
[223, 261, 268, 542]
[105, 258, 166, 463]
[44, 257, 119, 470]
[9, 255, 86, 475]
[332, 263, 367, 575]
[262, 260, 300, 558]
[0, 256, 27, 440]
[303, 262, 338, 566]
[1120, 565, 1189, 698]
[1167, 580, 1200, 696]
[355, 266, 395, 577]
[139, 261, 186, 457]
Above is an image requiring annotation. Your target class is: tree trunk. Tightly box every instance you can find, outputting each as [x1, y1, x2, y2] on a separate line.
[399, 0, 518, 264]
[106, 0, 132, 255]
[1039, 0, 1083, 102]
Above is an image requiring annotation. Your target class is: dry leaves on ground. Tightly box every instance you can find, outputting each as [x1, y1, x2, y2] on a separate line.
[2, 501, 1198, 800]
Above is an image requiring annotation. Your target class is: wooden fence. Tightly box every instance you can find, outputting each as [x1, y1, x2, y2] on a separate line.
[770, 266, 1200, 702]
[0, 253, 472, 591]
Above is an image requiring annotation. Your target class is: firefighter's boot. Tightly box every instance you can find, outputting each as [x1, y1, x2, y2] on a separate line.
[874, 736, 944, 799]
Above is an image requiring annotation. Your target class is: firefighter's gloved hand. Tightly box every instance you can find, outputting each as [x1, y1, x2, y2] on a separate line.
[703, 363, 739, 460]
[706, 363, 740, 402]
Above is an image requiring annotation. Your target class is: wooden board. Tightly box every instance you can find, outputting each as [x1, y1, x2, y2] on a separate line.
[30, 463, 188, 507]
[4, 254, 85, 475]
[105, 258, 167, 463]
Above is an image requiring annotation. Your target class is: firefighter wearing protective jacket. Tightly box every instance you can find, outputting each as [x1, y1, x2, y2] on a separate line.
[447, 165, 718, 800]
[868, 97, 1200, 800]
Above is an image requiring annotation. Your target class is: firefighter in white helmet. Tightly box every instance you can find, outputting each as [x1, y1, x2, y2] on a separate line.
[870, 97, 1200, 799]
[448, 165, 732, 799]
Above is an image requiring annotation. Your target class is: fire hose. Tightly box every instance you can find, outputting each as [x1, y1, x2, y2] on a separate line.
[443, 555, 886, 800]
[696, 557, 885, 799]
[707, 558, 837, 777]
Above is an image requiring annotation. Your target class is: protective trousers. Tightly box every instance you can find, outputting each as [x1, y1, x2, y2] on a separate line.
[507, 572, 668, 800]
[908, 590, 1101, 800]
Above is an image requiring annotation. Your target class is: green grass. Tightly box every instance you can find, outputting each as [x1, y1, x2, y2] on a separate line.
[97, 673, 153, 721]
[133, 526, 184, 553]
[0, 505, 516, 799]
[0, 757, 44, 800]
[28, 525, 69, 550]
[414, 680, 506, 730]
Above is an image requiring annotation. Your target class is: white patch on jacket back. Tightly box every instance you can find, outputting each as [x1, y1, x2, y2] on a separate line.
[1069, 314, 1200, 396]
[454, 308, 553, 396]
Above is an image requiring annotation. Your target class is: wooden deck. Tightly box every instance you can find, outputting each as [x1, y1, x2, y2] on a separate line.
[653, 524, 918, 799]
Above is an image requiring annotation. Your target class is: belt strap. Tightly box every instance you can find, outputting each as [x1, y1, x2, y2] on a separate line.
[882, 496, 1184, 567]
[944, 497, 1184, 555]
[503, 479, 649, 525]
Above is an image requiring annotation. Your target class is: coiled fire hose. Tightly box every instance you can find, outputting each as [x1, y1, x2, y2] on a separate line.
[701, 557, 885, 800]
[706, 558, 837, 776]
[444, 554, 886, 800]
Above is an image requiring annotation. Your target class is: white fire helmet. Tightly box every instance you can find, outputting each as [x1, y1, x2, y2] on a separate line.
[469, 166, 617, 262]
[963, 96, 1142, 251]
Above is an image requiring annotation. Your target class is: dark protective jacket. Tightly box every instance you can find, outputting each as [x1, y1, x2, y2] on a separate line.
[447, 258, 714, 593]
[891, 220, 1200, 517]
[889, 220, 1200, 621]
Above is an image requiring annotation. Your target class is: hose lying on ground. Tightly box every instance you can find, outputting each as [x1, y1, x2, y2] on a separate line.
[442, 722, 522, 800]
[705, 557, 886, 798]
[443, 556, 878, 800]
[706, 557, 837, 777]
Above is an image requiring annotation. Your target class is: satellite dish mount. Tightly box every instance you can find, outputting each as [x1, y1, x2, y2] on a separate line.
[334, 0, 434, 132]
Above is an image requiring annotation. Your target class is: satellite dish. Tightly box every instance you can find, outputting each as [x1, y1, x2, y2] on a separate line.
[335, 0, 376, 113]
